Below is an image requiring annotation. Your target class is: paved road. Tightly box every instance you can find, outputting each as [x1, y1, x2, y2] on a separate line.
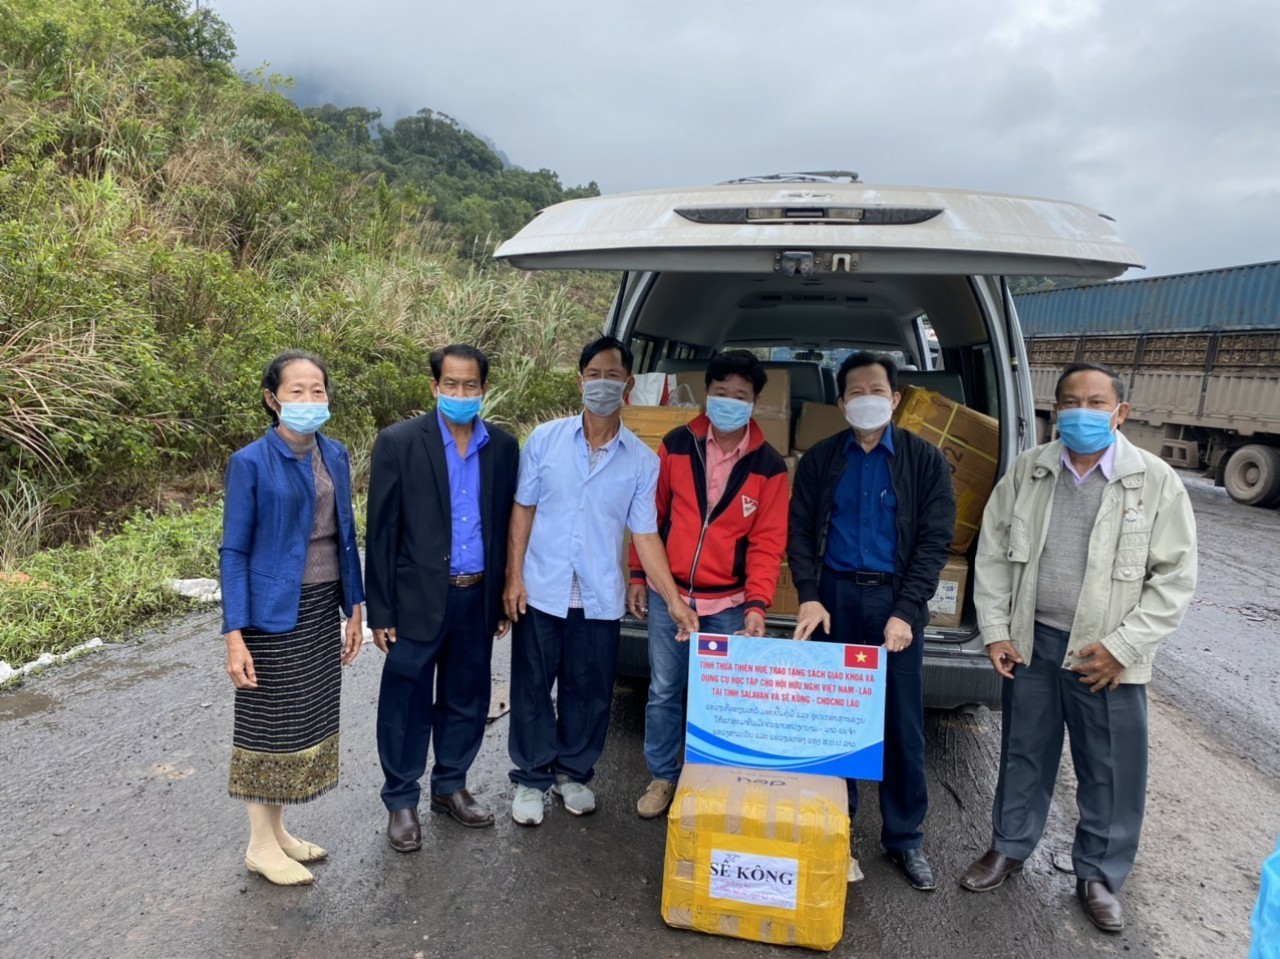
[1, 475, 1275, 959]
[1153, 474, 1280, 780]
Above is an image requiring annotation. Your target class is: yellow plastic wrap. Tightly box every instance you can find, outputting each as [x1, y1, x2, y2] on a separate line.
[661, 764, 850, 952]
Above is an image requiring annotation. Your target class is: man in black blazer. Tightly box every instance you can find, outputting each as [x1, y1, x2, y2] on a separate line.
[365, 344, 519, 852]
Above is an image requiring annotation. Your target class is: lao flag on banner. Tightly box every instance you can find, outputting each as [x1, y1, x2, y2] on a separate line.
[844, 645, 880, 670]
[697, 635, 731, 658]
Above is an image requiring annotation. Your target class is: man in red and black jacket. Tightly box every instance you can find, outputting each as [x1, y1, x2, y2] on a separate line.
[626, 351, 789, 819]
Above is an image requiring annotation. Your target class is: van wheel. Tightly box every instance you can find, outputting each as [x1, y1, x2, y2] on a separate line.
[1222, 445, 1280, 507]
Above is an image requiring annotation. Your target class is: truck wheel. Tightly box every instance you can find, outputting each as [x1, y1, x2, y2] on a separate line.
[1035, 414, 1052, 445]
[1222, 445, 1280, 507]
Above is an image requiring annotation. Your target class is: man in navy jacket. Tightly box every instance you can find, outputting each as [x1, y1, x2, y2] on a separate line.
[787, 351, 955, 891]
[365, 344, 519, 852]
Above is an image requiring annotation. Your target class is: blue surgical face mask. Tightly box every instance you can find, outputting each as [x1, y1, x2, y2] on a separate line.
[437, 393, 483, 425]
[706, 395, 753, 433]
[582, 378, 626, 416]
[1056, 407, 1118, 454]
[277, 400, 330, 435]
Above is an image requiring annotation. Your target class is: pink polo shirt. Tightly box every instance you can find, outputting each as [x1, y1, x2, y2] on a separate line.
[690, 427, 751, 616]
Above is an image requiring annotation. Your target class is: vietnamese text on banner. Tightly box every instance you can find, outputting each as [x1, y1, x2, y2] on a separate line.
[684, 633, 887, 780]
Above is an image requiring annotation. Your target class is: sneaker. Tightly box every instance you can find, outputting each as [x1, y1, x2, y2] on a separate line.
[636, 779, 676, 819]
[511, 785, 546, 826]
[552, 777, 596, 816]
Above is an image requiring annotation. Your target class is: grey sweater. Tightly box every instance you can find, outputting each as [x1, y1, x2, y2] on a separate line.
[1034, 469, 1108, 632]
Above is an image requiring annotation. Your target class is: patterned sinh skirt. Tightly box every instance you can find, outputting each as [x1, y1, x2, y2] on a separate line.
[228, 581, 342, 804]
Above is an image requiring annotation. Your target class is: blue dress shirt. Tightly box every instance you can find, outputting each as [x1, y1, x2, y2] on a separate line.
[825, 427, 898, 574]
[439, 410, 488, 576]
[516, 414, 659, 620]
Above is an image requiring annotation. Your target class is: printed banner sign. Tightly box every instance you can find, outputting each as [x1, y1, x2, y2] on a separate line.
[685, 633, 886, 780]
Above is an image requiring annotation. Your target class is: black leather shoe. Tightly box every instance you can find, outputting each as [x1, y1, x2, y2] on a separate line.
[886, 848, 936, 891]
[387, 807, 422, 852]
[1077, 879, 1124, 932]
[959, 849, 1024, 892]
[430, 788, 495, 828]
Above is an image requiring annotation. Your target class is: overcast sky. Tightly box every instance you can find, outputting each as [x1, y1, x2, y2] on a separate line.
[212, 0, 1278, 277]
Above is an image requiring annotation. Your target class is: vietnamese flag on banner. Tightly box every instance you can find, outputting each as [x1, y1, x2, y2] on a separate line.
[844, 645, 880, 670]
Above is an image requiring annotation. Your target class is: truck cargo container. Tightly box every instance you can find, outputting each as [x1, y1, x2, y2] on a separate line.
[1016, 260, 1280, 507]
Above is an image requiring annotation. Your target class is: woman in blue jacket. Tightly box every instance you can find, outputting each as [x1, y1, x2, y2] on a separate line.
[219, 351, 365, 886]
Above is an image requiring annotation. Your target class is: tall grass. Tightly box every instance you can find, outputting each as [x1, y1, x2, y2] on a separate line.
[0, 0, 613, 572]
[0, 313, 124, 470]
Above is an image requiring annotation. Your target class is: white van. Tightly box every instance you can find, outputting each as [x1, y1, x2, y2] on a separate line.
[495, 173, 1140, 710]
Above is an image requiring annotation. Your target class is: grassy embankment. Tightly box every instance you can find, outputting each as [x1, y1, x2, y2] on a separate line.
[0, 0, 610, 667]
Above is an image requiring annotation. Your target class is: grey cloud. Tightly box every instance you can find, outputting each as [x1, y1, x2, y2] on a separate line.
[211, 0, 1280, 275]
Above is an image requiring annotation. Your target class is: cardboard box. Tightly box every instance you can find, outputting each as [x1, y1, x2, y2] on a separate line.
[754, 369, 791, 456]
[679, 369, 792, 455]
[662, 764, 849, 952]
[782, 455, 798, 492]
[892, 386, 999, 555]
[673, 372, 707, 407]
[793, 402, 848, 452]
[621, 404, 700, 452]
[767, 562, 798, 616]
[927, 556, 969, 628]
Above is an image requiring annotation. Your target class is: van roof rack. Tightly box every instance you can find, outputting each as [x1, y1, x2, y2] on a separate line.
[719, 171, 861, 185]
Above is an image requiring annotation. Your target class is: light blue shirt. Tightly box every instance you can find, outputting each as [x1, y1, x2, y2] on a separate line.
[438, 410, 488, 576]
[516, 414, 659, 620]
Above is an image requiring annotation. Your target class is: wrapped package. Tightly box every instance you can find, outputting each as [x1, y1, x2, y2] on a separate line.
[892, 385, 999, 554]
[661, 764, 850, 952]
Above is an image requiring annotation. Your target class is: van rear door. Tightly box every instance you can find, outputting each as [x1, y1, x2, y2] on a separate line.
[494, 183, 1142, 277]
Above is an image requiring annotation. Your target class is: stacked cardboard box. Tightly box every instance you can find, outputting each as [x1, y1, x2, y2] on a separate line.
[927, 556, 970, 628]
[793, 402, 847, 452]
[767, 563, 798, 616]
[892, 386, 999, 555]
[662, 764, 849, 952]
[781, 455, 798, 491]
[620, 405, 700, 453]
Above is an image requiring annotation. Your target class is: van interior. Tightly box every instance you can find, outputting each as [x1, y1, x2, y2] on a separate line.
[616, 268, 1009, 639]
[624, 270, 1002, 417]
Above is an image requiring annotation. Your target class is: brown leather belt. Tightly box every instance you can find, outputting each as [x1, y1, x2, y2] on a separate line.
[448, 572, 484, 587]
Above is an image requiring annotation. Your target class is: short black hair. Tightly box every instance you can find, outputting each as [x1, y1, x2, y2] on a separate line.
[1055, 361, 1126, 404]
[706, 350, 768, 397]
[261, 350, 329, 424]
[430, 344, 489, 384]
[578, 335, 634, 374]
[836, 351, 898, 396]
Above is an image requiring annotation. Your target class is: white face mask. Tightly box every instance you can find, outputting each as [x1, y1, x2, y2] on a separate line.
[843, 395, 893, 432]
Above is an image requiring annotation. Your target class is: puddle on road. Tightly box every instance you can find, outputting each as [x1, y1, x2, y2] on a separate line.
[0, 688, 57, 722]
[0, 655, 188, 724]
[64, 657, 188, 695]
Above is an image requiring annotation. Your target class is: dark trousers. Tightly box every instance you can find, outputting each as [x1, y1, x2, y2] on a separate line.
[508, 606, 621, 792]
[818, 568, 927, 852]
[377, 583, 493, 811]
[992, 621, 1148, 891]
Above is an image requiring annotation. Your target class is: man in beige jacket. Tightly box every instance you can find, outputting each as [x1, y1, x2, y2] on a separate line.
[960, 362, 1197, 934]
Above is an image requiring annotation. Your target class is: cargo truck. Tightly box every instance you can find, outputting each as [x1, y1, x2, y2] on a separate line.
[1016, 260, 1280, 507]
